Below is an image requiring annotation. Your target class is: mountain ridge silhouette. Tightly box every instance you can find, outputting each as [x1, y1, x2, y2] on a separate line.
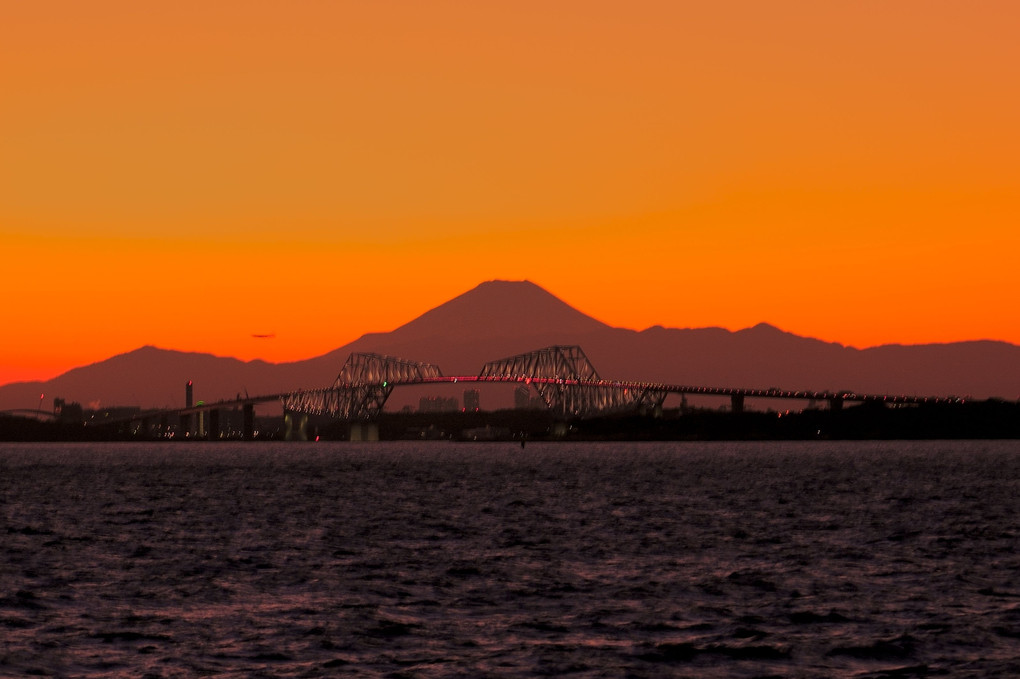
[1, 280, 1017, 410]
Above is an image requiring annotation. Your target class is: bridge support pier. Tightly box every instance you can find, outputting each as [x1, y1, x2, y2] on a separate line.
[349, 422, 379, 442]
[284, 410, 308, 441]
[731, 394, 745, 415]
[243, 403, 255, 440]
[180, 413, 191, 438]
[207, 409, 220, 441]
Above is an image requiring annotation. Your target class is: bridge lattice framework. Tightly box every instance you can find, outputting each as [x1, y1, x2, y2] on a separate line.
[283, 352, 443, 420]
[283, 345, 669, 420]
[81, 344, 972, 439]
[478, 345, 668, 418]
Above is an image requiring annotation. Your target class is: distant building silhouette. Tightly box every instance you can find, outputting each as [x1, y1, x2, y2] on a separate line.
[514, 385, 531, 409]
[463, 389, 480, 412]
[53, 398, 84, 422]
[419, 396, 458, 413]
[514, 385, 544, 410]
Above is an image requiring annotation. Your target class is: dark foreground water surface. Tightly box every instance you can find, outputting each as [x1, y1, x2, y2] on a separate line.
[1, 441, 1018, 678]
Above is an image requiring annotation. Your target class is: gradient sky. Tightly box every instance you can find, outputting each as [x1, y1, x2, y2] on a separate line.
[2, 1, 1018, 385]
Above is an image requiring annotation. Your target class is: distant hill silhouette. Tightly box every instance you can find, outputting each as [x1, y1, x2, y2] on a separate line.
[1, 280, 1017, 411]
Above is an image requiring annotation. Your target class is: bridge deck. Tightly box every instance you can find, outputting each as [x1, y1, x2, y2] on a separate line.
[82, 344, 970, 428]
[370, 375, 963, 406]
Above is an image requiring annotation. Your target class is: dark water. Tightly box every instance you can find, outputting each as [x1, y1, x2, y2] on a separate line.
[1, 441, 1018, 678]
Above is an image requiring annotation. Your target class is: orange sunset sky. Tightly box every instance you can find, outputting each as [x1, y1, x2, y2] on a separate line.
[2, 1, 1018, 385]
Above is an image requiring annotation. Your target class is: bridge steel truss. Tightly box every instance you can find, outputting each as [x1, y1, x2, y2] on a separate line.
[282, 352, 443, 420]
[282, 345, 669, 422]
[82, 346, 971, 439]
[479, 345, 668, 418]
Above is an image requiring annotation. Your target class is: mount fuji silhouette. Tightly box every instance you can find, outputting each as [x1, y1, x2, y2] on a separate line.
[1, 280, 1017, 411]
